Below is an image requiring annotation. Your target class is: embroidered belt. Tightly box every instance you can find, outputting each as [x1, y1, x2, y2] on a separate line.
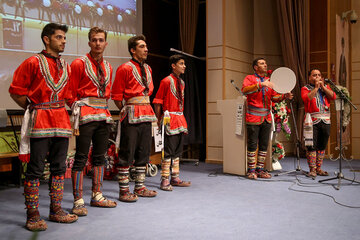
[31, 100, 65, 110]
[126, 96, 150, 105]
[71, 97, 109, 136]
[86, 97, 107, 107]
[310, 112, 330, 119]
[247, 105, 270, 117]
[168, 111, 183, 115]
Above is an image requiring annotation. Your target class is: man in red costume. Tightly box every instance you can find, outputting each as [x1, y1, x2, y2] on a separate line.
[111, 35, 157, 202]
[301, 68, 336, 178]
[242, 58, 293, 179]
[69, 27, 117, 216]
[153, 54, 191, 191]
[9, 23, 78, 231]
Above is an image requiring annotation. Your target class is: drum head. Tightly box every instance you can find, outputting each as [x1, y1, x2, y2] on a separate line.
[270, 67, 296, 94]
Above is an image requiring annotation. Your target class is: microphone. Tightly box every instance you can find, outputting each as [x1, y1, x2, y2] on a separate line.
[324, 78, 335, 86]
[230, 79, 241, 93]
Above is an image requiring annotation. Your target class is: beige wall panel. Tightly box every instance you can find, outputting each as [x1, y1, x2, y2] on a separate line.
[208, 70, 223, 101]
[207, 147, 223, 162]
[208, 46, 223, 58]
[207, 0, 223, 46]
[224, 71, 247, 99]
[352, 62, 360, 70]
[352, 71, 360, 80]
[225, 58, 252, 73]
[253, 0, 282, 55]
[351, 81, 360, 104]
[351, 138, 360, 159]
[207, 102, 219, 114]
[224, 0, 254, 51]
[225, 47, 253, 63]
[352, 113, 360, 138]
[208, 115, 223, 146]
[208, 58, 223, 70]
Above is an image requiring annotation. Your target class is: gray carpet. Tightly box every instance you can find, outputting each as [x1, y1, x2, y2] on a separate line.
[0, 157, 360, 240]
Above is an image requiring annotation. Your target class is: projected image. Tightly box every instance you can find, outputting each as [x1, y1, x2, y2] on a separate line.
[0, 0, 136, 35]
[0, 0, 139, 109]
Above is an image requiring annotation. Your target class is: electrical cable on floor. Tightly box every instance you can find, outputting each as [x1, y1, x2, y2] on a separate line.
[288, 181, 360, 208]
[237, 170, 360, 208]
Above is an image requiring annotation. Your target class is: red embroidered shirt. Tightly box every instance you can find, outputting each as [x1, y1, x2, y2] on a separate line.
[241, 74, 285, 125]
[9, 54, 72, 137]
[153, 74, 188, 135]
[301, 84, 336, 124]
[111, 59, 156, 123]
[70, 53, 113, 125]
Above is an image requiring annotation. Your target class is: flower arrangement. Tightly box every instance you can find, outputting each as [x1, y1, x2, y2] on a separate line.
[272, 140, 285, 161]
[272, 101, 291, 139]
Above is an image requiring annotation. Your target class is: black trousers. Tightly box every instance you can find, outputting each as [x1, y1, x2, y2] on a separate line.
[164, 133, 184, 159]
[72, 121, 111, 171]
[26, 137, 69, 179]
[246, 121, 272, 152]
[306, 121, 330, 151]
[118, 117, 152, 167]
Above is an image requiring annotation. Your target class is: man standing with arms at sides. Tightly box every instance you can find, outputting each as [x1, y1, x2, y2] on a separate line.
[69, 27, 117, 216]
[301, 69, 335, 178]
[153, 55, 191, 191]
[9, 23, 78, 231]
[241, 58, 293, 179]
[111, 35, 157, 202]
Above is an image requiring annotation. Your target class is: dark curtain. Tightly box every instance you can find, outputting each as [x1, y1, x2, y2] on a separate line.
[178, 0, 204, 146]
[183, 57, 204, 145]
[179, 0, 199, 54]
[276, 0, 308, 152]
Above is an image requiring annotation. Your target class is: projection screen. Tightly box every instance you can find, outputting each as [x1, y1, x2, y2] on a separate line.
[0, 0, 142, 110]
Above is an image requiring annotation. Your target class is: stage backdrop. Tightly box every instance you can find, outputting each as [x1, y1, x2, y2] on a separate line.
[0, 0, 142, 110]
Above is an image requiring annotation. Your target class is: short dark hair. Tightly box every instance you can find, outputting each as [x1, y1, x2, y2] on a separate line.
[41, 23, 68, 46]
[169, 54, 185, 69]
[252, 57, 265, 71]
[308, 68, 321, 76]
[88, 27, 107, 41]
[128, 35, 146, 56]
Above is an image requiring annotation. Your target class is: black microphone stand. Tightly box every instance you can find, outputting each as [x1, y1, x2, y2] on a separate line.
[318, 80, 359, 190]
[275, 99, 306, 176]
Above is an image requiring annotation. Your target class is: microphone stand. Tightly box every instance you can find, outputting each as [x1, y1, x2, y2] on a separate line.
[318, 80, 359, 190]
[275, 99, 306, 176]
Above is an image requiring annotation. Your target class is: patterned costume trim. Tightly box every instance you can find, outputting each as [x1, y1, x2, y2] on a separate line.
[72, 171, 83, 201]
[242, 83, 260, 95]
[81, 56, 111, 97]
[256, 151, 267, 171]
[24, 179, 40, 209]
[36, 54, 69, 102]
[166, 125, 188, 135]
[168, 75, 185, 111]
[161, 158, 171, 179]
[316, 150, 325, 169]
[247, 150, 256, 172]
[92, 166, 104, 193]
[80, 113, 113, 125]
[126, 61, 152, 90]
[134, 166, 146, 190]
[49, 175, 65, 208]
[247, 105, 271, 117]
[171, 157, 180, 178]
[118, 167, 130, 192]
[127, 106, 157, 123]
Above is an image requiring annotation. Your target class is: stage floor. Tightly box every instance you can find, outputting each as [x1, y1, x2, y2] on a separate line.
[0, 157, 359, 240]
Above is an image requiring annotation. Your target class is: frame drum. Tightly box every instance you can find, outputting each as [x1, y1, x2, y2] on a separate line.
[270, 67, 296, 94]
